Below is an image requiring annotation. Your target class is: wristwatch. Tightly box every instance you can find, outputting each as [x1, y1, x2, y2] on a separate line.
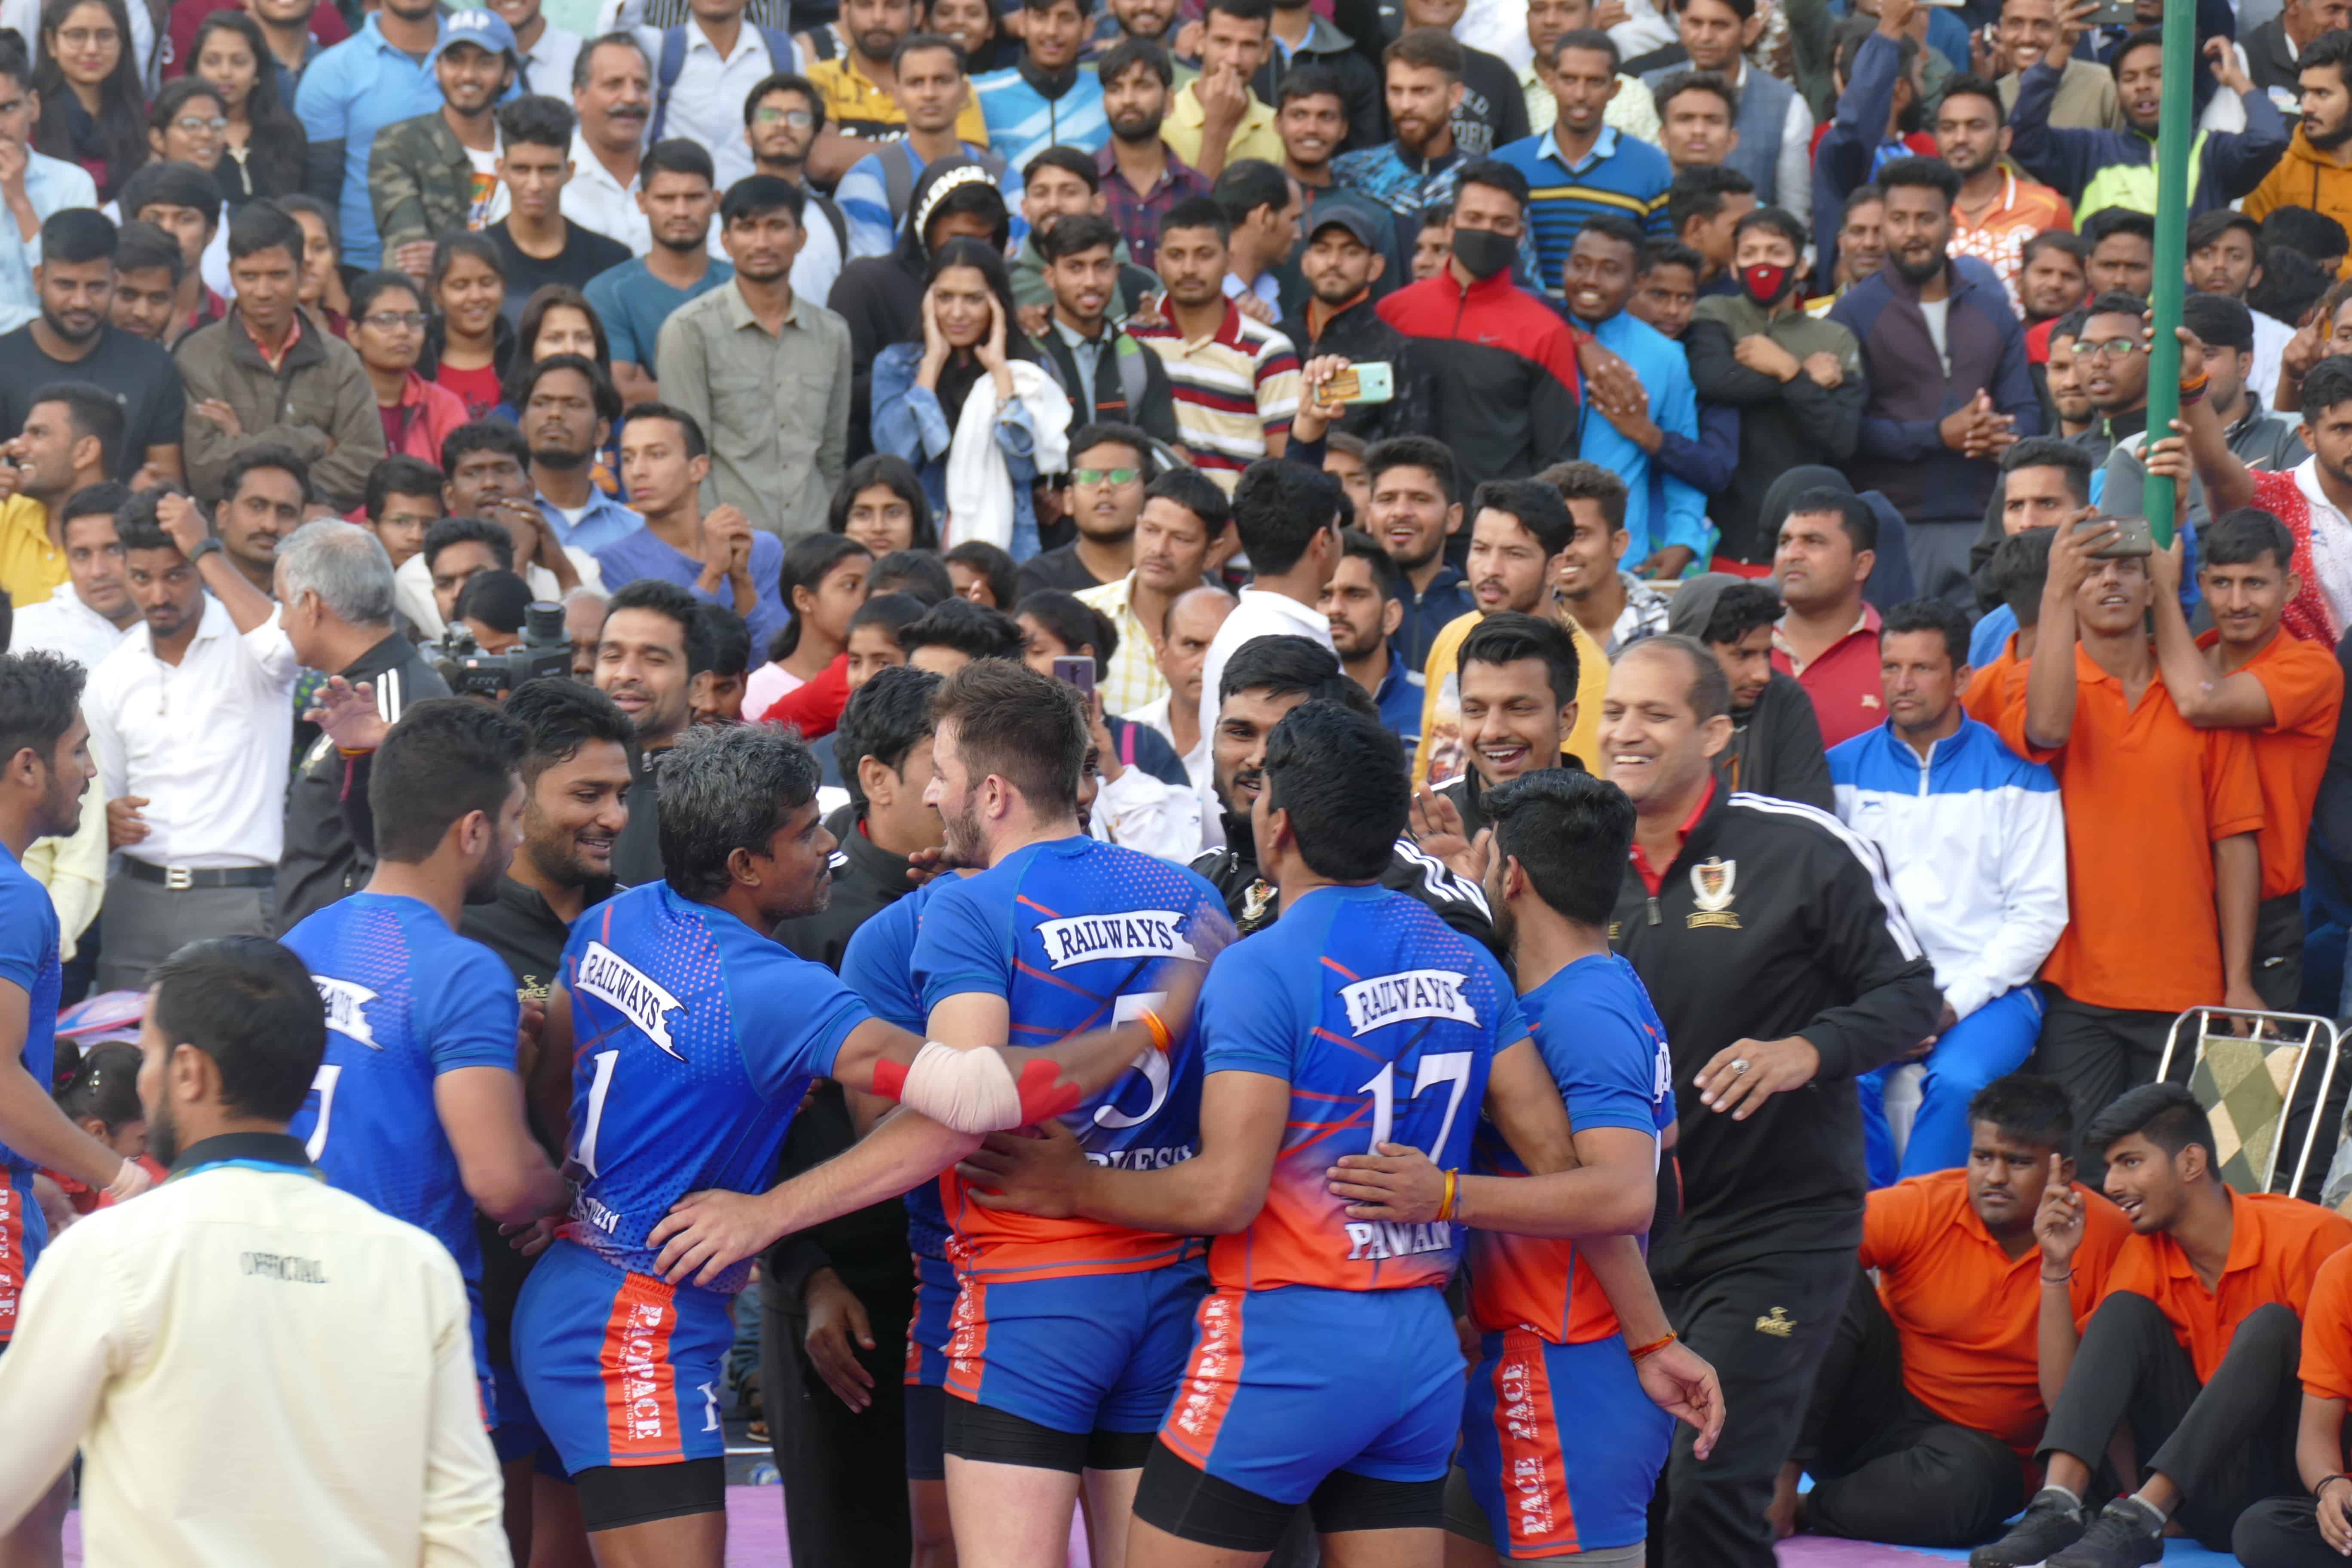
[186, 536, 223, 564]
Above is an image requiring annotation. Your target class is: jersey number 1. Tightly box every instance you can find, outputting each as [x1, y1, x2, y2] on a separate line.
[1359, 1051, 1474, 1159]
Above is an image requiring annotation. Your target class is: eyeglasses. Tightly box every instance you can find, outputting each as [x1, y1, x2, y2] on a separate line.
[1071, 466, 1140, 485]
[172, 114, 229, 133]
[362, 310, 430, 331]
[2069, 338, 2144, 362]
[753, 107, 815, 127]
[56, 25, 118, 48]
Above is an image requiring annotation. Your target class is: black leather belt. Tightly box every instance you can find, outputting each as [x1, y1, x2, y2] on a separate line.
[122, 861, 276, 890]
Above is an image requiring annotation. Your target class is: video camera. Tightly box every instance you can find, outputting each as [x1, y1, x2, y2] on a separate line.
[431, 600, 572, 699]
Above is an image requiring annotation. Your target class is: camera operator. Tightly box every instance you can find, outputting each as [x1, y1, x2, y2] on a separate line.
[273, 521, 450, 932]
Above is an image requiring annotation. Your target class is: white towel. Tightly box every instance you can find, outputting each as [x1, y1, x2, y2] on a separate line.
[942, 360, 1071, 552]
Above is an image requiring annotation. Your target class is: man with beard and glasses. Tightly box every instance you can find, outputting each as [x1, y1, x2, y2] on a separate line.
[2067, 291, 2152, 466]
[1935, 76, 2073, 312]
[280, 698, 571, 1562]
[2246, 32, 2352, 265]
[586, 138, 734, 407]
[740, 74, 850, 304]
[1095, 38, 1210, 271]
[561, 34, 655, 251]
[659, 175, 851, 539]
[596, 577, 710, 885]
[0, 210, 183, 487]
[516, 352, 642, 555]
[0, 936, 508, 1568]
[2186, 209, 2296, 411]
[300, 0, 497, 270]
[1834, 156, 2040, 610]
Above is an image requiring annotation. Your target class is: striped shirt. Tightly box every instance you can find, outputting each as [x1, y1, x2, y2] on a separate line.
[1489, 125, 1673, 296]
[974, 64, 1110, 171]
[1129, 303, 1301, 491]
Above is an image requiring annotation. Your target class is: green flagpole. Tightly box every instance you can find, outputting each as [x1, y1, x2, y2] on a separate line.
[2140, 3, 2197, 547]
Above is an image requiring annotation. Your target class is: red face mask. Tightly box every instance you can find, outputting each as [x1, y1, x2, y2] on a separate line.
[1740, 261, 1793, 306]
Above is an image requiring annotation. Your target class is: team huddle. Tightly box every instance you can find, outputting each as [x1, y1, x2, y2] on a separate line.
[284, 654, 1721, 1568]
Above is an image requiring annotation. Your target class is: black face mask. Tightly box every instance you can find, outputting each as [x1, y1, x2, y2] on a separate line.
[1451, 226, 1516, 280]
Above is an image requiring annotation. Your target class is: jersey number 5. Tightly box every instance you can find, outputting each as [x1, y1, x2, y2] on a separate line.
[1360, 1051, 1474, 1160]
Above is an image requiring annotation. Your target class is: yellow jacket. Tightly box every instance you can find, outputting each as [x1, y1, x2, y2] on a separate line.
[0, 494, 63, 611]
[1412, 609, 1608, 787]
[1159, 79, 1283, 173]
[2245, 126, 2352, 278]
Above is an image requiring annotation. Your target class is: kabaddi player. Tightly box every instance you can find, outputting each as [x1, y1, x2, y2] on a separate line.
[513, 722, 1182, 1568]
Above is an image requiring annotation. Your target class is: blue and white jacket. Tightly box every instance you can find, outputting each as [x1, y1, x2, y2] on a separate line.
[1827, 717, 2067, 1022]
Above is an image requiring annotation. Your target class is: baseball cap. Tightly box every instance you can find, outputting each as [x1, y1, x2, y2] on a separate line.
[432, 9, 519, 64]
[1304, 199, 1382, 251]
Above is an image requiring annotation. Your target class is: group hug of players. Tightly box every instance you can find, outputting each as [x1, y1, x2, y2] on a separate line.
[288, 653, 1729, 1568]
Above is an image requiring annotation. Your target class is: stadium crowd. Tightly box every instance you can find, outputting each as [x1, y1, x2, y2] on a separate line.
[10, 0, 2352, 1562]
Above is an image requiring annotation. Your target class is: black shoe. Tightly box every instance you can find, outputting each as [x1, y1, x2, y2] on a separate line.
[1969, 1491, 2089, 1568]
[2045, 1501, 2165, 1568]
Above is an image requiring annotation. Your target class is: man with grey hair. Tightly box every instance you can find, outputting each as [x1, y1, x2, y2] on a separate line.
[273, 518, 451, 931]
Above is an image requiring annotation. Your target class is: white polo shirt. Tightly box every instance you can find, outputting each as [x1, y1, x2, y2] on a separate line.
[630, 18, 795, 193]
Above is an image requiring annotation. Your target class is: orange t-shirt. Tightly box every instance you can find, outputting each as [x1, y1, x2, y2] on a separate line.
[2096, 1190, 2352, 1383]
[1998, 646, 2265, 1012]
[1862, 1168, 2131, 1458]
[2299, 1244, 2352, 1400]
[1963, 632, 2027, 727]
[2196, 628, 2342, 900]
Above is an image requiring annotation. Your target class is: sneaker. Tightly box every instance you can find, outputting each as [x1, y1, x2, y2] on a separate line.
[2045, 1501, 2165, 1568]
[1969, 1490, 2089, 1568]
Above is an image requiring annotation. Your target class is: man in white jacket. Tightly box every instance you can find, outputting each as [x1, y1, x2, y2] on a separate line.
[1827, 598, 2068, 1185]
[0, 936, 509, 1568]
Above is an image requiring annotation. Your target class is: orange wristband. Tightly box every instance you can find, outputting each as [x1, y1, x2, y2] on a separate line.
[1628, 1331, 1678, 1363]
[1435, 1168, 1459, 1223]
[1139, 1008, 1173, 1055]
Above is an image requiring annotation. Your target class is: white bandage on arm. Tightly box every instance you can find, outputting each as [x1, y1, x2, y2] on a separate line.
[898, 1041, 1026, 1133]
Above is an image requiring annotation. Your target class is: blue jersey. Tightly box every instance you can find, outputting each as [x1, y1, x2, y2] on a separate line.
[972, 63, 1109, 168]
[282, 894, 520, 1282]
[0, 841, 60, 1181]
[1199, 882, 1521, 1294]
[913, 836, 1232, 1281]
[1469, 953, 1674, 1344]
[840, 879, 950, 1263]
[560, 881, 870, 1290]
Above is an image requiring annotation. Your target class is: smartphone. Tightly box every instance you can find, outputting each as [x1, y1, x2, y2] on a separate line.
[2087, 0, 2140, 22]
[1051, 655, 1096, 701]
[1319, 362, 1395, 406]
[2074, 513, 2153, 558]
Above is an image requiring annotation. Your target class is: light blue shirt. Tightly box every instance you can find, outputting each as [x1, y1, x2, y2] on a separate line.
[1575, 309, 1703, 565]
[0, 152, 99, 334]
[972, 64, 1108, 172]
[538, 487, 643, 556]
[593, 523, 789, 652]
[295, 15, 456, 268]
[836, 144, 1026, 260]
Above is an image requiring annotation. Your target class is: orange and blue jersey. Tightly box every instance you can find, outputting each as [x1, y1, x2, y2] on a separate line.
[1458, 953, 1677, 1561]
[1198, 881, 1521, 1295]
[514, 879, 872, 1475]
[555, 879, 871, 1291]
[1467, 952, 1675, 1344]
[1154, 883, 1520, 1505]
[282, 893, 522, 1292]
[0, 839, 59, 1341]
[913, 835, 1232, 1284]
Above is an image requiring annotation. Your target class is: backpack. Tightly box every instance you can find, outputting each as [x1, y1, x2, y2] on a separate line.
[650, 22, 799, 141]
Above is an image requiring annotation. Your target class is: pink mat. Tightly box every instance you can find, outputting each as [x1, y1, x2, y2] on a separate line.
[723, 1487, 1092, 1565]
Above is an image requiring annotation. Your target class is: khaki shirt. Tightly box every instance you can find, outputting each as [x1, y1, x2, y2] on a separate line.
[0, 1139, 506, 1567]
[655, 282, 853, 538]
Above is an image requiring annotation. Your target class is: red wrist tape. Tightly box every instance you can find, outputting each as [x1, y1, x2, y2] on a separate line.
[871, 1056, 909, 1102]
[1016, 1058, 1084, 1123]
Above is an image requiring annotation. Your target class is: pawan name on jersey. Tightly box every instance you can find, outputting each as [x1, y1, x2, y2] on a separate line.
[312, 977, 380, 1049]
[1344, 1219, 1454, 1260]
[1035, 910, 1200, 969]
[576, 941, 687, 1060]
[1340, 969, 1476, 1036]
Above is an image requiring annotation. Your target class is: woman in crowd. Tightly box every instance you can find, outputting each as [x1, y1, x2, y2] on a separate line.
[1014, 589, 1200, 857]
[279, 193, 351, 334]
[872, 238, 1064, 559]
[502, 285, 622, 495]
[827, 452, 938, 555]
[142, 77, 222, 173]
[926, 0, 1017, 74]
[187, 9, 304, 205]
[423, 233, 517, 422]
[745, 533, 873, 725]
[945, 538, 1017, 607]
[45, 1040, 162, 1218]
[348, 270, 469, 469]
[34, 0, 148, 200]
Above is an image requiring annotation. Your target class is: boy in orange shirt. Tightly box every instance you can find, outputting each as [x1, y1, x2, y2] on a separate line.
[2233, 1243, 2352, 1565]
[1796, 1075, 2129, 1548]
[1971, 1084, 2352, 1568]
